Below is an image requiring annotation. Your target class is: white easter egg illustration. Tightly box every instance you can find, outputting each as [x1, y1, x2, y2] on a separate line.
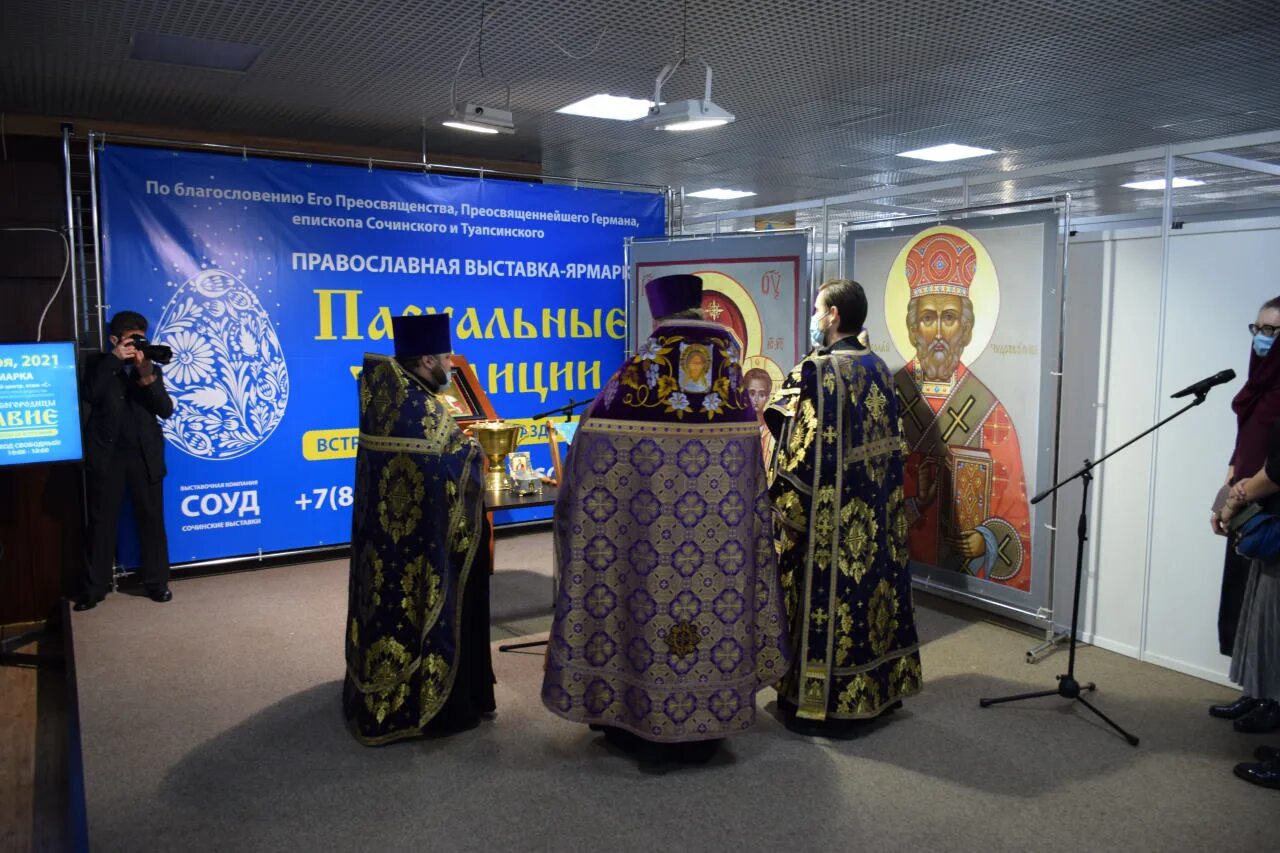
[153, 269, 289, 459]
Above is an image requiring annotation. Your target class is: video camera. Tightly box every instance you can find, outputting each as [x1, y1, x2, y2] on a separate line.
[127, 334, 173, 365]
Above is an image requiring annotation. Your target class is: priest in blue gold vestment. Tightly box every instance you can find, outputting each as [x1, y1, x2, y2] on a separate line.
[766, 279, 922, 738]
[344, 313, 495, 745]
[542, 274, 791, 762]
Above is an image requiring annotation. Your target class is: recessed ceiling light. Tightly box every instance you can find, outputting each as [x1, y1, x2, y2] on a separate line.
[897, 143, 996, 162]
[557, 94, 654, 121]
[1122, 177, 1206, 190]
[687, 188, 756, 200]
[129, 31, 262, 72]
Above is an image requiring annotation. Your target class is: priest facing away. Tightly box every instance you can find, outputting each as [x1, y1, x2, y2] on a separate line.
[765, 278, 922, 738]
[543, 273, 791, 764]
[343, 312, 495, 745]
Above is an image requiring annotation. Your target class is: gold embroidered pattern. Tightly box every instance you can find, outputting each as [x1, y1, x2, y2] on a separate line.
[367, 360, 408, 436]
[835, 601, 855, 666]
[888, 486, 909, 566]
[865, 382, 888, 424]
[774, 490, 806, 532]
[400, 556, 422, 627]
[666, 622, 700, 657]
[784, 398, 818, 470]
[836, 672, 882, 716]
[363, 636, 412, 723]
[377, 454, 424, 543]
[356, 542, 384, 621]
[618, 332, 748, 420]
[839, 498, 878, 583]
[866, 579, 900, 657]
[419, 653, 450, 714]
[891, 655, 923, 696]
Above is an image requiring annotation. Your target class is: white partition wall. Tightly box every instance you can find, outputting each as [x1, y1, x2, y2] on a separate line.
[1063, 216, 1280, 685]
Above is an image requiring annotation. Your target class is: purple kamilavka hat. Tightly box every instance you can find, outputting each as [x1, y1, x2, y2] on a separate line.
[645, 274, 703, 318]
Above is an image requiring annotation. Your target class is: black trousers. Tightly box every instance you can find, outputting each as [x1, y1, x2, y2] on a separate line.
[1218, 540, 1252, 657]
[83, 449, 170, 599]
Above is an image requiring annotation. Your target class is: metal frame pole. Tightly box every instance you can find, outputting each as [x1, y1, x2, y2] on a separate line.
[1136, 146, 1177, 661]
[87, 133, 106, 348]
[1026, 193, 1074, 662]
[61, 126, 79, 341]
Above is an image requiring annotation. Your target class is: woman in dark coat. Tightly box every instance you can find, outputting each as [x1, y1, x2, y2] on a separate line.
[1216, 418, 1280, 789]
[1210, 296, 1280, 732]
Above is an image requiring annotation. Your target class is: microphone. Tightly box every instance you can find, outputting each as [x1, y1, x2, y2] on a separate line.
[1169, 369, 1236, 399]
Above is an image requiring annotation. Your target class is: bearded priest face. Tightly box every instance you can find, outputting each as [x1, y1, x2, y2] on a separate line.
[908, 293, 974, 383]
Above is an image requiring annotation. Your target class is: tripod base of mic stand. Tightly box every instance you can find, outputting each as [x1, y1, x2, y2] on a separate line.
[498, 638, 547, 653]
[980, 675, 1140, 747]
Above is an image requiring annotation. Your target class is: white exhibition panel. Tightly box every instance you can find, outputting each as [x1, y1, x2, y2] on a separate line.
[1066, 217, 1280, 686]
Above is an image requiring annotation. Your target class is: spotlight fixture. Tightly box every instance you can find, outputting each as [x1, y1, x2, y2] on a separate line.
[640, 60, 735, 131]
[1122, 177, 1205, 190]
[442, 102, 514, 134]
[444, 4, 515, 137]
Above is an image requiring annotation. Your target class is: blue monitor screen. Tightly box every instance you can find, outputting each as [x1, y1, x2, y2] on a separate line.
[0, 341, 83, 466]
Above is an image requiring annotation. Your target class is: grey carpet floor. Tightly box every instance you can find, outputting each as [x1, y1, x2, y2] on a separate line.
[73, 531, 1276, 852]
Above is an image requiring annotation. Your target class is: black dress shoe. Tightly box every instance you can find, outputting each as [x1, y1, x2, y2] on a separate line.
[146, 587, 173, 603]
[72, 597, 101, 612]
[1210, 695, 1262, 720]
[1233, 759, 1280, 789]
[1254, 745, 1280, 763]
[1234, 700, 1280, 734]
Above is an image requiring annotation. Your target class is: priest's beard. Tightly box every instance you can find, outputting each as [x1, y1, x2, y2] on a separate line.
[416, 359, 451, 393]
[914, 336, 964, 382]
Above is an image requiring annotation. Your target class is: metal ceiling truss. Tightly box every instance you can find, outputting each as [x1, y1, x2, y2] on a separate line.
[686, 128, 1280, 225]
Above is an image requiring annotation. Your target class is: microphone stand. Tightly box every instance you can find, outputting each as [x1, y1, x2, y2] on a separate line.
[530, 396, 594, 422]
[497, 396, 592, 654]
[978, 389, 1213, 746]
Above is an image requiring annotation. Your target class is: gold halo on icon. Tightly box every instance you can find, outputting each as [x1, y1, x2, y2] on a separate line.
[694, 270, 764, 357]
[884, 224, 1001, 364]
[743, 354, 784, 388]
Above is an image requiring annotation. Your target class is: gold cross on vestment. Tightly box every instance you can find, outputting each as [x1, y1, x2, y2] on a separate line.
[941, 395, 976, 443]
[865, 385, 887, 423]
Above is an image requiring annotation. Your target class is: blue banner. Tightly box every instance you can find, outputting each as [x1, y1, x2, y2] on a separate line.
[99, 145, 664, 565]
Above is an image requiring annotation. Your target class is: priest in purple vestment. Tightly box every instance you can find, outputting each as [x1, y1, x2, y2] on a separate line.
[542, 274, 791, 763]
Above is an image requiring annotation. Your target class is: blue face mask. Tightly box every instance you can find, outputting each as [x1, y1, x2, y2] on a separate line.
[1254, 333, 1275, 358]
[809, 310, 829, 348]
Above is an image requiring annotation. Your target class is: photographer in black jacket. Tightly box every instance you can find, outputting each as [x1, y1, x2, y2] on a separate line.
[76, 310, 175, 610]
